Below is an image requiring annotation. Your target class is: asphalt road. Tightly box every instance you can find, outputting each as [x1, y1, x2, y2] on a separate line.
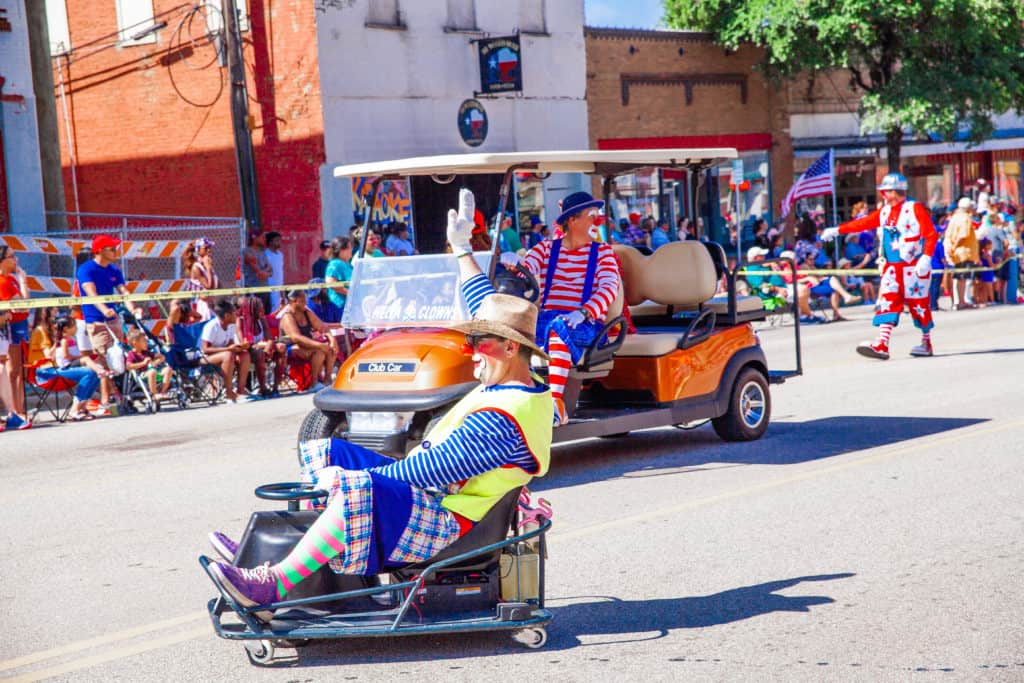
[2, 303, 1022, 682]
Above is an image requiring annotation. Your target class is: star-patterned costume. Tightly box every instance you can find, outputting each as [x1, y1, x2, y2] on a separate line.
[838, 199, 937, 333]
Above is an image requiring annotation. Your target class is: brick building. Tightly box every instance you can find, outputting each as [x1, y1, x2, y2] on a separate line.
[46, 0, 325, 281]
[584, 27, 793, 243]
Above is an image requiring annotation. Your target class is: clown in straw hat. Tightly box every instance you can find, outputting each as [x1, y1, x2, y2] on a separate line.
[449, 188, 620, 425]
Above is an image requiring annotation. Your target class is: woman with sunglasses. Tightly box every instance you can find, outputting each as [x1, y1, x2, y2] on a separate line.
[0, 245, 32, 429]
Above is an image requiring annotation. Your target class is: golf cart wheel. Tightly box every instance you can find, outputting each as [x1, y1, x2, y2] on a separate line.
[712, 367, 770, 442]
[515, 626, 548, 649]
[244, 639, 275, 665]
[297, 408, 345, 450]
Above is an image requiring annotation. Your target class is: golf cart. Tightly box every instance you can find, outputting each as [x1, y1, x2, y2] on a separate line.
[299, 149, 802, 456]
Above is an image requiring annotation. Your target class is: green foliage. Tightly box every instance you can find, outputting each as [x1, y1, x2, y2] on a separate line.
[663, 0, 1024, 165]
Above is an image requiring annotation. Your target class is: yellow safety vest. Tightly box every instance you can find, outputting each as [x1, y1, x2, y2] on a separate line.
[407, 382, 552, 521]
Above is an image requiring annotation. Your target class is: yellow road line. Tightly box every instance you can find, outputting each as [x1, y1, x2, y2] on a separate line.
[4, 416, 1021, 679]
[0, 611, 206, 673]
[4, 626, 211, 683]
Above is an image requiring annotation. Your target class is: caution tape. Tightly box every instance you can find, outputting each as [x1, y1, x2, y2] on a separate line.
[740, 257, 1018, 278]
[1, 234, 194, 259]
[0, 280, 345, 312]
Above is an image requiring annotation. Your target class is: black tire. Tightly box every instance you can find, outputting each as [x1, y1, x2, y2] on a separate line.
[712, 367, 770, 442]
[297, 408, 346, 452]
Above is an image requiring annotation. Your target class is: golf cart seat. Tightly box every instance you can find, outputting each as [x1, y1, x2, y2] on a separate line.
[616, 242, 765, 327]
[613, 242, 721, 354]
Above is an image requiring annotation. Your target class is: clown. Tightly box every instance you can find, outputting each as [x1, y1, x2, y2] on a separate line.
[822, 172, 938, 359]
[448, 189, 620, 424]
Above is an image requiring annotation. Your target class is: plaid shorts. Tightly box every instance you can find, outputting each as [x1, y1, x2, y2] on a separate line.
[386, 487, 462, 565]
[313, 468, 374, 575]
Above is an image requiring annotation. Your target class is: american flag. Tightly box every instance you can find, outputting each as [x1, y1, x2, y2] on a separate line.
[780, 150, 834, 218]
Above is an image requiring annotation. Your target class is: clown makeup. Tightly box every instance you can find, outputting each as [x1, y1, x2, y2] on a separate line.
[466, 334, 513, 385]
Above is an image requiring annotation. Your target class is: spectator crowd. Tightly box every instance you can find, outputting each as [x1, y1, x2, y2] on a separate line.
[1, 192, 1020, 433]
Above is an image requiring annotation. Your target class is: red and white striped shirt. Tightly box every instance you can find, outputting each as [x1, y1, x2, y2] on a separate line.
[522, 240, 620, 320]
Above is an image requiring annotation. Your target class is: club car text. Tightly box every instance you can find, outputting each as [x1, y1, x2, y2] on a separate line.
[357, 361, 417, 374]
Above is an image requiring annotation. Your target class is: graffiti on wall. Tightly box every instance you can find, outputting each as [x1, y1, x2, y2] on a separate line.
[351, 177, 413, 229]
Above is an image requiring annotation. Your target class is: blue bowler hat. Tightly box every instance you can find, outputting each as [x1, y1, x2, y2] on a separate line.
[555, 191, 604, 226]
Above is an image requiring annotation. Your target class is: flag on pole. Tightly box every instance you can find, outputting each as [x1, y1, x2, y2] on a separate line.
[781, 150, 834, 218]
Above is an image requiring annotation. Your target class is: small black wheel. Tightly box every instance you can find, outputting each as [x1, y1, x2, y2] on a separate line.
[244, 639, 275, 665]
[712, 367, 770, 442]
[515, 627, 548, 649]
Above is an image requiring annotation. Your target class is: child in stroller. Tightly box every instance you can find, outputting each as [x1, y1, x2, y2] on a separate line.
[124, 328, 173, 403]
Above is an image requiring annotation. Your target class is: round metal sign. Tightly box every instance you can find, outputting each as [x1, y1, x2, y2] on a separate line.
[458, 99, 488, 147]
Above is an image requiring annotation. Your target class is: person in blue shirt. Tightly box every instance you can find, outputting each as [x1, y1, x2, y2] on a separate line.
[650, 221, 673, 251]
[384, 223, 416, 256]
[324, 237, 354, 312]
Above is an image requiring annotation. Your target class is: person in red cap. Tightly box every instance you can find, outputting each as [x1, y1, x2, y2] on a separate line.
[76, 235, 136, 407]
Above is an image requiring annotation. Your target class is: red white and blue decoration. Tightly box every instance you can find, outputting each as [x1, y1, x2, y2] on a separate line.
[478, 35, 523, 94]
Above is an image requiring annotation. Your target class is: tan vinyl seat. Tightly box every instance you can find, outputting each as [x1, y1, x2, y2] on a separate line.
[612, 242, 719, 326]
[707, 295, 765, 314]
[617, 332, 681, 357]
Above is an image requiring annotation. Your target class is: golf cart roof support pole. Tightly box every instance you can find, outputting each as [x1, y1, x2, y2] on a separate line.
[359, 176, 384, 259]
[601, 175, 614, 242]
[488, 166, 521, 280]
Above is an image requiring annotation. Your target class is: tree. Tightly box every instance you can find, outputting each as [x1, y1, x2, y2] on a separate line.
[663, 0, 1024, 172]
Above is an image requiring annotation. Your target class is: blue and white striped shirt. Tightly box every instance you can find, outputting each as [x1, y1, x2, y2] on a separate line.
[462, 273, 495, 318]
[369, 389, 542, 488]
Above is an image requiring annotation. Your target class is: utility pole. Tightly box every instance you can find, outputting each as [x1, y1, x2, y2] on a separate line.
[223, 0, 260, 229]
[25, 0, 68, 229]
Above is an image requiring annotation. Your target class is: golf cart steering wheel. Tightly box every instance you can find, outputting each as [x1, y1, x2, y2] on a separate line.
[492, 263, 540, 303]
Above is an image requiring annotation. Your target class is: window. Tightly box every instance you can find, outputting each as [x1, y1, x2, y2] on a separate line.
[445, 0, 477, 31]
[204, 0, 250, 35]
[367, 0, 402, 27]
[45, 0, 71, 54]
[518, 0, 546, 34]
[115, 0, 157, 46]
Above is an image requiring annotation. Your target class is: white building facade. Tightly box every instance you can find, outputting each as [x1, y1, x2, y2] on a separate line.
[315, 0, 589, 243]
[0, 0, 47, 232]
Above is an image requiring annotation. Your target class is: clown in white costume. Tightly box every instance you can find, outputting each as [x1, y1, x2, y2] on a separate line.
[823, 173, 938, 359]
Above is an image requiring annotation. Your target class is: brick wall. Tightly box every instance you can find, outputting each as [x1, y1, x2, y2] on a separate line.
[53, 0, 325, 281]
[584, 28, 793, 217]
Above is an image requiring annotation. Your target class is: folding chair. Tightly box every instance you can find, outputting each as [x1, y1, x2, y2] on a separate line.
[25, 362, 80, 423]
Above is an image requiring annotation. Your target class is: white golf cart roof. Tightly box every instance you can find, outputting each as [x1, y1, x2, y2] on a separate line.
[332, 148, 738, 179]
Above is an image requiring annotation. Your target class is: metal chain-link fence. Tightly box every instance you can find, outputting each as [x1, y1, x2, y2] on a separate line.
[20, 212, 246, 290]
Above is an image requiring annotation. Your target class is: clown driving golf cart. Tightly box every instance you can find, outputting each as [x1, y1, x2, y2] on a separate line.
[299, 149, 803, 457]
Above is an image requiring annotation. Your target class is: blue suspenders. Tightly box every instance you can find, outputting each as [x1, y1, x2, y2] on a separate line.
[540, 239, 600, 310]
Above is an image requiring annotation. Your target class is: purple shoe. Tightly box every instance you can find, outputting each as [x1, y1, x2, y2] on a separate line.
[208, 531, 239, 563]
[209, 561, 279, 623]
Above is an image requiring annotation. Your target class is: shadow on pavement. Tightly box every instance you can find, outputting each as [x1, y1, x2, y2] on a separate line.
[284, 573, 854, 667]
[534, 416, 987, 492]
[546, 572, 856, 645]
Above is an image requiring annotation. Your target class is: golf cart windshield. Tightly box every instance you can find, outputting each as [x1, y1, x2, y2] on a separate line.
[341, 253, 493, 330]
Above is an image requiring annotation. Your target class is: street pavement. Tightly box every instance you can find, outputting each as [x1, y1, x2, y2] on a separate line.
[1, 303, 1022, 681]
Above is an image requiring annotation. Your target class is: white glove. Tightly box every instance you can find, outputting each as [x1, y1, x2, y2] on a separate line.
[499, 252, 521, 270]
[446, 208, 473, 256]
[561, 310, 586, 328]
[915, 254, 932, 278]
[458, 187, 475, 224]
[821, 227, 840, 241]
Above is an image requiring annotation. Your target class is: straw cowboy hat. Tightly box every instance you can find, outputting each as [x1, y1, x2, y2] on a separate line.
[449, 293, 549, 360]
